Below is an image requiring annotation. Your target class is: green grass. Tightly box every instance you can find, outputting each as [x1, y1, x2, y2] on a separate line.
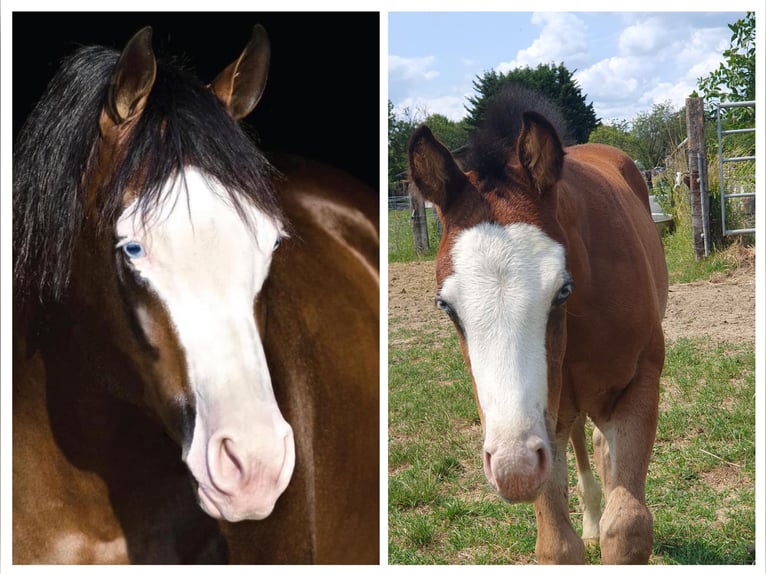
[662, 219, 743, 283]
[388, 329, 755, 564]
[389, 329, 755, 564]
[388, 209, 440, 262]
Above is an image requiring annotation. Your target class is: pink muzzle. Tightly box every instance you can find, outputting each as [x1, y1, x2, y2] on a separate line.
[185, 406, 295, 522]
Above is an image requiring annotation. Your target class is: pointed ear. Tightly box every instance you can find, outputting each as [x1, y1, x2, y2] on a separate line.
[517, 111, 564, 194]
[407, 126, 469, 209]
[210, 24, 270, 120]
[106, 27, 156, 125]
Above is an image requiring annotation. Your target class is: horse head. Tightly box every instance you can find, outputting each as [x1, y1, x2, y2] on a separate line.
[80, 26, 294, 522]
[407, 89, 573, 503]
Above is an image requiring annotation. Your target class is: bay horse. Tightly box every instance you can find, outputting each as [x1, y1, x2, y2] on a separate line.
[13, 25, 379, 564]
[407, 85, 667, 564]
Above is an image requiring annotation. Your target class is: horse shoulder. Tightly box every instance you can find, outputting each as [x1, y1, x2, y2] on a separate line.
[248, 157, 379, 564]
[557, 145, 667, 362]
[13, 349, 129, 564]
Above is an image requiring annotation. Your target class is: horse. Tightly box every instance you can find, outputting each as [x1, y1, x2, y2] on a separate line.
[12, 25, 379, 564]
[407, 84, 668, 565]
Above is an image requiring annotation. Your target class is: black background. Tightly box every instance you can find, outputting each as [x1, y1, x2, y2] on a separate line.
[12, 12, 380, 190]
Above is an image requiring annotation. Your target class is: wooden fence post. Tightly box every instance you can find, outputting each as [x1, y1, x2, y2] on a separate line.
[685, 97, 709, 259]
[409, 182, 430, 254]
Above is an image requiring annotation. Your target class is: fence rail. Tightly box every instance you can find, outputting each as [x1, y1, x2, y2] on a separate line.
[717, 100, 756, 237]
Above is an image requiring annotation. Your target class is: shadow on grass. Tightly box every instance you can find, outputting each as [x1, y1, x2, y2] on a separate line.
[654, 538, 755, 565]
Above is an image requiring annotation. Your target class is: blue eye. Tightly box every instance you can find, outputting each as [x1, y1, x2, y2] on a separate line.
[273, 236, 283, 251]
[122, 241, 145, 259]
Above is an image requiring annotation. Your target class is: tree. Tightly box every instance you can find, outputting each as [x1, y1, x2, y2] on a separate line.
[697, 11, 755, 128]
[388, 100, 420, 189]
[588, 121, 639, 158]
[464, 63, 599, 143]
[423, 113, 469, 154]
[388, 103, 470, 191]
[629, 101, 686, 170]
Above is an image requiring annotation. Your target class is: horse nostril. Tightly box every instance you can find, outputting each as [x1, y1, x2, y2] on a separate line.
[210, 436, 246, 494]
[483, 450, 494, 479]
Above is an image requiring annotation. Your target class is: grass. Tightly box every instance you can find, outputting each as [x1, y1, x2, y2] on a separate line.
[388, 208, 441, 262]
[661, 210, 751, 284]
[388, 326, 755, 564]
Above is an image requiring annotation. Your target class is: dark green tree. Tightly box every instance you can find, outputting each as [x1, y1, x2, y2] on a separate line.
[388, 103, 471, 190]
[388, 100, 420, 189]
[464, 63, 599, 143]
[423, 113, 469, 154]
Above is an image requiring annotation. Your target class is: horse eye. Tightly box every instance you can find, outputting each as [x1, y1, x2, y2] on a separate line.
[273, 236, 283, 251]
[122, 241, 146, 259]
[555, 281, 574, 306]
[435, 296, 451, 313]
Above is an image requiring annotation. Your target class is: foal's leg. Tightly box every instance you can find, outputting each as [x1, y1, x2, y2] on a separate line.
[595, 356, 661, 564]
[533, 431, 585, 564]
[571, 413, 602, 543]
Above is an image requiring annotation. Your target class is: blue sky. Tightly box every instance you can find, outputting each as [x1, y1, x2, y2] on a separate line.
[389, 11, 747, 124]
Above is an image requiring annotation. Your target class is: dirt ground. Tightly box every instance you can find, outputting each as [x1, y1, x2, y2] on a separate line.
[388, 250, 756, 346]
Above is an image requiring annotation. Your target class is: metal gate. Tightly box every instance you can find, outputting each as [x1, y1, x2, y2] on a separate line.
[716, 100, 756, 236]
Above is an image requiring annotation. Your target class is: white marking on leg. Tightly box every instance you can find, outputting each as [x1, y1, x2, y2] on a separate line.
[577, 467, 602, 540]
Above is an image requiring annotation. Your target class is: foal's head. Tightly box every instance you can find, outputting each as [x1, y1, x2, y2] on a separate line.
[14, 26, 294, 521]
[408, 86, 573, 503]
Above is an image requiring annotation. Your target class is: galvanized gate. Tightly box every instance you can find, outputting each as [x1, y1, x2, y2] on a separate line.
[716, 100, 756, 236]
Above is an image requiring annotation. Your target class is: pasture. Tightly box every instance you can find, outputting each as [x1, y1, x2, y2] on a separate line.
[388, 241, 755, 564]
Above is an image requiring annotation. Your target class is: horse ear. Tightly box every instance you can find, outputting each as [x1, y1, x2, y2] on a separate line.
[210, 24, 270, 120]
[517, 111, 564, 194]
[107, 27, 156, 125]
[408, 125, 468, 209]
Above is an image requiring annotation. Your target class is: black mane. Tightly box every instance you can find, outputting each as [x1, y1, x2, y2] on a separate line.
[14, 43, 282, 307]
[465, 84, 571, 182]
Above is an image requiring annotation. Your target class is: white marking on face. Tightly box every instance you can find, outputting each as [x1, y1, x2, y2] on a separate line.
[438, 222, 567, 444]
[115, 166, 294, 521]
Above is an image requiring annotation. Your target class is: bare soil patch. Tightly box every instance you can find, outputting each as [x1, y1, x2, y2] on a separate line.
[389, 253, 755, 346]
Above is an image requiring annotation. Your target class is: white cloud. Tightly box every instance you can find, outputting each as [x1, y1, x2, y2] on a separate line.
[497, 12, 589, 72]
[388, 12, 743, 125]
[389, 54, 441, 102]
[574, 13, 740, 122]
[389, 55, 439, 82]
[393, 94, 470, 122]
[677, 28, 730, 80]
[618, 17, 667, 56]
[639, 81, 690, 110]
[575, 56, 644, 99]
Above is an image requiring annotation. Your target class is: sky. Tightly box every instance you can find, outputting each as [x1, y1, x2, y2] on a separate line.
[389, 11, 748, 124]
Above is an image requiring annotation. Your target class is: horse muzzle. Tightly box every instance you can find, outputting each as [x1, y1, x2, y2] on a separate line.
[482, 432, 551, 503]
[186, 411, 295, 522]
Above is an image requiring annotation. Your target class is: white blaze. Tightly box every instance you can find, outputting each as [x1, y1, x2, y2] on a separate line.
[115, 167, 294, 521]
[440, 222, 566, 445]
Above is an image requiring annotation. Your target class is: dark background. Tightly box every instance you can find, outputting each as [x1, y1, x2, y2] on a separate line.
[12, 12, 380, 190]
